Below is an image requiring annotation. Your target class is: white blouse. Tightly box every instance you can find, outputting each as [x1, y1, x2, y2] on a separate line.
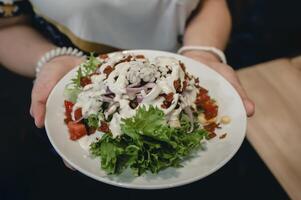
[30, 0, 200, 52]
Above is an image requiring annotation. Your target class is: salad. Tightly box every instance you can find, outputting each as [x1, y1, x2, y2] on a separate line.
[63, 52, 227, 176]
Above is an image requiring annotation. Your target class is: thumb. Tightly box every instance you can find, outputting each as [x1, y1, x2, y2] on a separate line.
[232, 81, 255, 117]
[242, 97, 255, 117]
[30, 79, 52, 128]
[30, 89, 47, 128]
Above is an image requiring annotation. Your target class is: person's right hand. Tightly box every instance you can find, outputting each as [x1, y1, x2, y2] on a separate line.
[182, 51, 255, 117]
[30, 55, 83, 128]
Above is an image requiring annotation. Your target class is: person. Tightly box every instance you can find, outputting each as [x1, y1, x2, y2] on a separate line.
[0, 0, 254, 157]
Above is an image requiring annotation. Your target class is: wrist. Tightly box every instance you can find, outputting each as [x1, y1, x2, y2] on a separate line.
[35, 55, 83, 80]
[181, 50, 221, 64]
[49, 55, 83, 68]
[178, 46, 227, 64]
[35, 47, 85, 76]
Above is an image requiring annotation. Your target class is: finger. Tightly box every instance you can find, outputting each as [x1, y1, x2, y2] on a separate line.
[231, 81, 255, 117]
[208, 63, 255, 117]
[243, 98, 255, 117]
[31, 83, 48, 128]
[29, 104, 33, 117]
[30, 97, 46, 128]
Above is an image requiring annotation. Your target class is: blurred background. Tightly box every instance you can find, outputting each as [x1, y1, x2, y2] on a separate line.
[1, 0, 300, 199]
[227, 0, 301, 68]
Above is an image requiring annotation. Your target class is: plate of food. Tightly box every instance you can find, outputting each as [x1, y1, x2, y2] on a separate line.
[45, 49, 246, 189]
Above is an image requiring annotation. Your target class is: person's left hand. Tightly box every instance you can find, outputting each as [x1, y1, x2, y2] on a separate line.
[30, 55, 83, 128]
[182, 51, 255, 117]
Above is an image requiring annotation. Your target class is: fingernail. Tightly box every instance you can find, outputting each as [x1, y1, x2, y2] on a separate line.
[35, 119, 41, 128]
[244, 100, 255, 117]
[34, 119, 39, 127]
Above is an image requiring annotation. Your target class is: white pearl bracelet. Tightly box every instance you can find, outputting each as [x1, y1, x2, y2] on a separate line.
[177, 45, 227, 64]
[35, 47, 85, 75]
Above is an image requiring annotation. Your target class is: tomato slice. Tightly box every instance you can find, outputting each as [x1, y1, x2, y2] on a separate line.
[64, 101, 74, 124]
[99, 54, 108, 59]
[74, 108, 83, 121]
[103, 66, 113, 77]
[165, 92, 174, 102]
[67, 122, 87, 140]
[204, 102, 218, 120]
[64, 100, 74, 114]
[64, 115, 72, 124]
[173, 80, 181, 93]
[80, 76, 92, 87]
[98, 121, 110, 133]
[195, 87, 218, 120]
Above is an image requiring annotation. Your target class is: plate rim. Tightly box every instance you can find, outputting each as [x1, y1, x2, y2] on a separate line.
[45, 49, 247, 189]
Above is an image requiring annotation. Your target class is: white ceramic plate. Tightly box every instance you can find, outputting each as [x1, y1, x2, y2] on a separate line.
[45, 50, 246, 189]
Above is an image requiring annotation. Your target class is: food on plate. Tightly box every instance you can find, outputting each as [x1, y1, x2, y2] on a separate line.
[63, 52, 229, 175]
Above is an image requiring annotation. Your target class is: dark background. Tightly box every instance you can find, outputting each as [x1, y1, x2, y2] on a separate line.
[227, 0, 301, 68]
[1, 0, 300, 199]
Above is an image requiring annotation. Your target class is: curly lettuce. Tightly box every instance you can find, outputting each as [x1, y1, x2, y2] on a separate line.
[90, 106, 207, 176]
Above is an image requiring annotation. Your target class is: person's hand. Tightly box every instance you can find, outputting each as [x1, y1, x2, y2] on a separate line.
[30, 56, 83, 127]
[182, 51, 255, 117]
[30, 56, 83, 171]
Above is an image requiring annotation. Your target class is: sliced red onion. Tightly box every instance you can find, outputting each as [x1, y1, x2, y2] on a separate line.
[74, 116, 84, 123]
[136, 95, 143, 103]
[126, 87, 145, 93]
[144, 82, 156, 88]
[141, 85, 161, 103]
[105, 87, 113, 94]
[101, 96, 114, 102]
[126, 82, 156, 94]
[184, 106, 194, 133]
[128, 82, 140, 88]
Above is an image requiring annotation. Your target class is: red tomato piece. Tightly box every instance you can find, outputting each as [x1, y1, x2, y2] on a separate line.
[165, 92, 174, 102]
[207, 132, 217, 139]
[67, 122, 87, 140]
[98, 121, 110, 133]
[74, 108, 83, 121]
[204, 102, 218, 120]
[80, 76, 92, 87]
[204, 122, 218, 133]
[64, 114, 72, 124]
[103, 66, 113, 77]
[99, 54, 108, 59]
[64, 100, 74, 114]
[135, 55, 145, 59]
[182, 80, 188, 91]
[173, 80, 181, 93]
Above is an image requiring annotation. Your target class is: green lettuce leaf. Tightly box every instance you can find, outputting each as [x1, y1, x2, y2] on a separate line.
[71, 53, 101, 89]
[90, 106, 207, 176]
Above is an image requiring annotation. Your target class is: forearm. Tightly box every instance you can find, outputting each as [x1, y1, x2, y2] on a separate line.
[184, 0, 232, 50]
[0, 17, 56, 77]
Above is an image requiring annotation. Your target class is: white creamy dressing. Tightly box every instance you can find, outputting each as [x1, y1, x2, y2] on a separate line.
[72, 54, 198, 143]
[109, 95, 136, 138]
[105, 62, 131, 95]
[109, 113, 123, 138]
[98, 52, 125, 74]
[141, 85, 161, 103]
[139, 96, 165, 111]
[72, 73, 107, 119]
[156, 57, 178, 94]
[168, 108, 182, 127]
[78, 131, 104, 151]
[181, 87, 198, 110]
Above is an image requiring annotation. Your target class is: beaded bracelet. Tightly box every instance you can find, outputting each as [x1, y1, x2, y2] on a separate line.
[177, 45, 227, 64]
[35, 47, 85, 75]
